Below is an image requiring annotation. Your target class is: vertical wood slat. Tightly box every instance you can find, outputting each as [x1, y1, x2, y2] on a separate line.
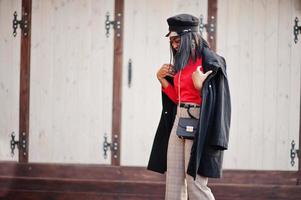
[111, 0, 124, 165]
[19, 0, 32, 163]
[291, 0, 301, 180]
[250, 0, 265, 169]
[262, 0, 280, 169]
[276, 0, 292, 170]
[207, 0, 217, 51]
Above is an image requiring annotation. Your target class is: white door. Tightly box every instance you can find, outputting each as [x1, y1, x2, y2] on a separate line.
[217, 0, 301, 170]
[121, 0, 208, 166]
[0, 0, 21, 161]
[29, 0, 114, 164]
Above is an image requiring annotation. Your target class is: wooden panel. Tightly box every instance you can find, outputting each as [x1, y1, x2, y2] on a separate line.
[0, 0, 21, 161]
[29, 0, 114, 164]
[216, 0, 240, 168]
[0, 163, 300, 200]
[235, 0, 253, 169]
[111, 0, 124, 166]
[121, 0, 208, 166]
[0, 162, 298, 185]
[19, 0, 32, 163]
[249, 0, 265, 169]
[1, 185, 301, 200]
[273, 0, 293, 170]
[207, 0, 217, 50]
[262, 0, 280, 170]
[0, 190, 163, 200]
[291, 0, 301, 171]
[217, 0, 300, 170]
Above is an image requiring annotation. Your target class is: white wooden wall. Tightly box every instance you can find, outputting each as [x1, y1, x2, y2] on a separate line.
[0, 0, 21, 161]
[29, 0, 114, 164]
[1, 0, 300, 171]
[121, 0, 208, 166]
[217, 0, 301, 170]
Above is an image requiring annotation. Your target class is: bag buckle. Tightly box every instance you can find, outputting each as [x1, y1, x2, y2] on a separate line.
[186, 126, 194, 132]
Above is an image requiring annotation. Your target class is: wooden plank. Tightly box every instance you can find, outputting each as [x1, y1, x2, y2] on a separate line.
[276, 0, 293, 170]
[216, 0, 228, 54]
[1, 184, 301, 200]
[207, 0, 217, 51]
[0, 162, 300, 199]
[0, 189, 163, 200]
[211, 184, 301, 200]
[19, 0, 32, 163]
[218, 0, 240, 169]
[0, 162, 299, 185]
[0, 177, 301, 200]
[290, 0, 301, 173]
[0, 177, 165, 196]
[236, 0, 253, 169]
[0, 0, 21, 161]
[111, 0, 124, 166]
[262, 0, 279, 170]
[249, 0, 265, 169]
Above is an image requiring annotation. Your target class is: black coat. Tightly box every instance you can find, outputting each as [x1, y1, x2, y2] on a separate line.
[147, 43, 231, 179]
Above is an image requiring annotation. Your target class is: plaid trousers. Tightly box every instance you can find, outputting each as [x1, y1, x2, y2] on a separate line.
[165, 106, 215, 200]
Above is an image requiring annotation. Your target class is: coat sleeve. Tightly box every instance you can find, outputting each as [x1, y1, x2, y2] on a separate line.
[209, 58, 231, 150]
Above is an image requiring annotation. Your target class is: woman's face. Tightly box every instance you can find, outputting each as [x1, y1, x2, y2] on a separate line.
[169, 36, 181, 51]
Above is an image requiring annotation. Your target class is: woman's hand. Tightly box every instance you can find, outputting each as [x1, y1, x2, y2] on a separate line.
[192, 66, 212, 91]
[156, 64, 175, 88]
[156, 64, 175, 81]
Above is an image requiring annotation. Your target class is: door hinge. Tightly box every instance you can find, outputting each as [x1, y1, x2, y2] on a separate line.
[290, 140, 300, 167]
[105, 12, 122, 38]
[12, 11, 29, 37]
[10, 132, 27, 157]
[103, 133, 118, 159]
[294, 17, 301, 43]
[199, 14, 216, 40]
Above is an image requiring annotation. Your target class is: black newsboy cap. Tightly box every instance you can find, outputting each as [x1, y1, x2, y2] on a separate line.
[165, 14, 199, 37]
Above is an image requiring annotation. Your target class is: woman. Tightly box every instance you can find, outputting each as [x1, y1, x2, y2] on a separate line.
[147, 14, 231, 200]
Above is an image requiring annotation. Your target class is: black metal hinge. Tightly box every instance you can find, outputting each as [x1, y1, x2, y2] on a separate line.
[294, 17, 301, 43]
[10, 132, 27, 157]
[199, 14, 216, 40]
[12, 11, 29, 37]
[290, 140, 300, 167]
[105, 12, 122, 38]
[103, 133, 118, 159]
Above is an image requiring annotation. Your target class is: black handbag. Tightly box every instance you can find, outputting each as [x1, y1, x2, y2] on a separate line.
[176, 117, 199, 140]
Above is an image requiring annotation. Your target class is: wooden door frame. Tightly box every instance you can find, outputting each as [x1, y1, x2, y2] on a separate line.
[111, 0, 124, 166]
[19, 0, 32, 163]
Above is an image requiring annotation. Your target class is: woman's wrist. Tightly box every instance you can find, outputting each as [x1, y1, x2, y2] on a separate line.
[158, 77, 169, 88]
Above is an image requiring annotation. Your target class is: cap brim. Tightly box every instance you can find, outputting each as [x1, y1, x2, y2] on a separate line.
[165, 31, 178, 37]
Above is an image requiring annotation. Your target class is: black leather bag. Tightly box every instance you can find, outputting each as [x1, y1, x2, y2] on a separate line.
[176, 117, 199, 140]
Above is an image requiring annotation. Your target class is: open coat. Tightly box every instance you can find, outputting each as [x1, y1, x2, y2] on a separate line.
[147, 42, 231, 179]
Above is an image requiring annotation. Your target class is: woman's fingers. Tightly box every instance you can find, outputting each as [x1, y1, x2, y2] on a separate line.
[204, 70, 213, 77]
[157, 64, 174, 79]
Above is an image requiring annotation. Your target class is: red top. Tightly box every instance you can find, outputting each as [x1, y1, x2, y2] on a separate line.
[162, 57, 203, 105]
